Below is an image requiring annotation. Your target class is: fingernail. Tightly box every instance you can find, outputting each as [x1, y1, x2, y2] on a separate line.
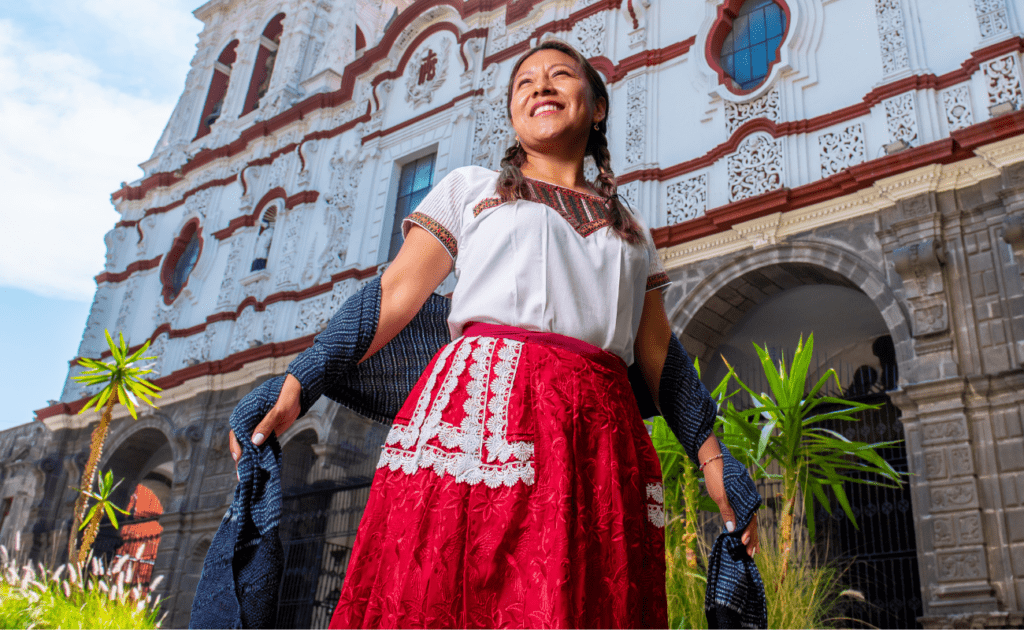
[252, 432, 265, 446]
[726, 521, 735, 532]
[232, 451, 239, 463]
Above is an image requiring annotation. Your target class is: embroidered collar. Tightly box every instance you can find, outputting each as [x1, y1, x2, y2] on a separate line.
[472, 177, 612, 238]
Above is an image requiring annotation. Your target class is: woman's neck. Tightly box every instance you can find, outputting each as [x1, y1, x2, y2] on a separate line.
[520, 152, 590, 194]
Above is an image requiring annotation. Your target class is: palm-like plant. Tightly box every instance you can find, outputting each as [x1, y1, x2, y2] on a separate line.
[69, 331, 161, 563]
[78, 470, 131, 563]
[716, 334, 903, 588]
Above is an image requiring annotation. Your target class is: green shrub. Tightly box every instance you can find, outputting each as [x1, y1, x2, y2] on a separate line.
[0, 534, 163, 629]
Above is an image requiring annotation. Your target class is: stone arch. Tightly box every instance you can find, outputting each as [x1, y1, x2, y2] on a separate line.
[668, 240, 912, 372]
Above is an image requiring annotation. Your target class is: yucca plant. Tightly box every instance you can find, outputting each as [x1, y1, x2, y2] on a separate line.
[78, 470, 131, 566]
[69, 331, 162, 564]
[715, 334, 904, 587]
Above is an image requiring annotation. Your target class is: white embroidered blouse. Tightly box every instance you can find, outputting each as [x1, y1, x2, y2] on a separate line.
[403, 165, 670, 365]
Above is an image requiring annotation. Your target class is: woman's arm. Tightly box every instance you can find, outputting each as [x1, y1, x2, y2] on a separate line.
[634, 290, 759, 555]
[229, 225, 453, 460]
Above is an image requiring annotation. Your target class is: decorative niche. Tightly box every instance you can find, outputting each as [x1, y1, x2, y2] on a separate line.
[161, 219, 203, 304]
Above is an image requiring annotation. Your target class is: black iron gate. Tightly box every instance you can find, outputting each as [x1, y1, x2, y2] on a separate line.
[817, 392, 923, 629]
[274, 480, 372, 629]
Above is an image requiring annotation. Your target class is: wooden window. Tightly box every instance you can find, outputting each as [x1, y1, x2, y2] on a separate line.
[241, 14, 286, 115]
[195, 41, 239, 139]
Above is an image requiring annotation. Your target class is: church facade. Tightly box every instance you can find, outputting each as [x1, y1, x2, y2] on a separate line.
[1, 0, 1023, 626]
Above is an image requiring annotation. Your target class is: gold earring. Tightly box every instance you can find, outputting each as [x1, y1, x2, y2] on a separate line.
[594, 123, 600, 131]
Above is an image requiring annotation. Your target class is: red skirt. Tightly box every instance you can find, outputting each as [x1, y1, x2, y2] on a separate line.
[330, 324, 667, 629]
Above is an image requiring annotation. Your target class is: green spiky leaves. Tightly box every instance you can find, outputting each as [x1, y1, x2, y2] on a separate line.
[79, 470, 130, 531]
[73, 330, 162, 419]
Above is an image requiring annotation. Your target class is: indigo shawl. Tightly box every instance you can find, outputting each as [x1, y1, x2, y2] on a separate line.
[189, 277, 765, 628]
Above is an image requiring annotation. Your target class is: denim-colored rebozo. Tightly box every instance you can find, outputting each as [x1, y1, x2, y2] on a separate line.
[189, 277, 765, 628]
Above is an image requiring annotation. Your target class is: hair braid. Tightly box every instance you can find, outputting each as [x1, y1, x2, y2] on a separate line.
[496, 141, 529, 203]
[588, 127, 644, 244]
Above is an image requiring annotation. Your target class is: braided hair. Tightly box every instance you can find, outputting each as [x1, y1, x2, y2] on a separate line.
[497, 40, 644, 244]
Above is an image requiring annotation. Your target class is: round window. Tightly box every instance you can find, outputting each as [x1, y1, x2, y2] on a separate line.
[719, 0, 787, 91]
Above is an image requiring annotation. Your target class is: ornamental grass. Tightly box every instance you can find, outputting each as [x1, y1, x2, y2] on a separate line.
[0, 532, 164, 629]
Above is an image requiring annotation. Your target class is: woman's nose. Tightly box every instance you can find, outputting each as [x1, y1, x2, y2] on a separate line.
[533, 75, 555, 95]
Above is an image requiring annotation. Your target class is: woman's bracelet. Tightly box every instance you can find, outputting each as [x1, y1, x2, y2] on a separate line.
[699, 453, 724, 471]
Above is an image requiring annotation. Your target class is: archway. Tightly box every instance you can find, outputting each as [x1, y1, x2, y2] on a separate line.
[675, 256, 922, 628]
[94, 427, 173, 586]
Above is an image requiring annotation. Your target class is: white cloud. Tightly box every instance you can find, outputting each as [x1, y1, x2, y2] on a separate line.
[0, 18, 182, 300]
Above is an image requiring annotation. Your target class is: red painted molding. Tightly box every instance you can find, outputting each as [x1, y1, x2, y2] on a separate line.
[363, 89, 482, 143]
[590, 38, 696, 84]
[621, 36, 1024, 187]
[650, 110, 1024, 250]
[94, 256, 163, 284]
[65, 264, 381, 372]
[213, 188, 319, 240]
[704, 0, 791, 96]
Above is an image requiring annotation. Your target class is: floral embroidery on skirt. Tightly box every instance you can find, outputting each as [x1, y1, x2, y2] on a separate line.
[331, 330, 667, 629]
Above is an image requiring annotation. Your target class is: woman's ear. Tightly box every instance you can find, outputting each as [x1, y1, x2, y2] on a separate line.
[593, 96, 608, 126]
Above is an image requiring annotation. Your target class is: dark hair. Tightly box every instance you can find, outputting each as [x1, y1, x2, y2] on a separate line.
[498, 40, 644, 244]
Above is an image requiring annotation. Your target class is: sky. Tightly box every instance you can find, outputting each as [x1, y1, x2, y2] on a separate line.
[0, 1, 201, 432]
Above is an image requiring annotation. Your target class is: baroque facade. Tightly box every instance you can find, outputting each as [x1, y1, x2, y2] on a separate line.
[1, 0, 1023, 626]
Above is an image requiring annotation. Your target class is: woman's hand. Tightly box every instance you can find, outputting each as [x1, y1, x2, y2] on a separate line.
[700, 436, 759, 557]
[229, 373, 303, 468]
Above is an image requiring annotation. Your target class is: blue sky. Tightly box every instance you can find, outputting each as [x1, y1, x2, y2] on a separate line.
[0, 1, 200, 431]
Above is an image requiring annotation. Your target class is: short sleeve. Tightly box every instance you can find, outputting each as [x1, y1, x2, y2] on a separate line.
[636, 214, 670, 292]
[402, 169, 470, 260]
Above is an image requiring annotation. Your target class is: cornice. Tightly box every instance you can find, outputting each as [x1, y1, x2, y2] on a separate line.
[658, 133, 1024, 270]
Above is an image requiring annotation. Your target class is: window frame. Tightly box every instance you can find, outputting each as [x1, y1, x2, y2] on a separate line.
[382, 148, 438, 264]
[705, 0, 791, 97]
[160, 219, 204, 304]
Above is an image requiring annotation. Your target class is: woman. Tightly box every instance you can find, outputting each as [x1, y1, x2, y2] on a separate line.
[230, 40, 758, 628]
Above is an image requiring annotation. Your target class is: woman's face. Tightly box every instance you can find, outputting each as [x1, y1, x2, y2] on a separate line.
[509, 49, 606, 154]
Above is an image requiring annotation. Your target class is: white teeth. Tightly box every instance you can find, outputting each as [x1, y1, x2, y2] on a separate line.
[534, 104, 560, 115]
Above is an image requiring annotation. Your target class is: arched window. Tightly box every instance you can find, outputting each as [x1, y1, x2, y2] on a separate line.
[718, 0, 787, 91]
[161, 220, 203, 303]
[355, 26, 366, 52]
[250, 205, 278, 272]
[242, 14, 286, 115]
[388, 153, 436, 260]
[195, 41, 239, 140]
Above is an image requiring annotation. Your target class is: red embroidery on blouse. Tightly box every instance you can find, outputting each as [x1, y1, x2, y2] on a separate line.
[524, 179, 611, 238]
[646, 271, 670, 292]
[406, 211, 458, 257]
[473, 197, 503, 217]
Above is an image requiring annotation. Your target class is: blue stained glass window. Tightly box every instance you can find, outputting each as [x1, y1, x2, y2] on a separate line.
[389, 153, 436, 260]
[172, 232, 201, 296]
[719, 0, 787, 91]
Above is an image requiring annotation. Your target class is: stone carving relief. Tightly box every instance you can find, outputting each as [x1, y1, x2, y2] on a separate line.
[875, 0, 910, 76]
[78, 288, 112, 358]
[103, 229, 125, 271]
[406, 39, 451, 108]
[925, 450, 947, 479]
[113, 277, 139, 335]
[666, 174, 708, 224]
[229, 307, 259, 355]
[302, 205, 355, 286]
[217, 237, 246, 308]
[936, 550, 985, 581]
[884, 92, 919, 146]
[472, 97, 514, 170]
[929, 481, 978, 511]
[571, 14, 606, 59]
[618, 180, 639, 210]
[892, 237, 948, 337]
[949, 444, 974, 475]
[725, 87, 781, 135]
[934, 516, 955, 546]
[297, 139, 321, 188]
[974, 0, 1010, 39]
[185, 328, 215, 366]
[625, 76, 646, 166]
[922, 418, 968, 443]
[148, 333, 169, 377]
[295, 279, 360, 336]
[982, 54, 1024, 111]
[727, 134, 784, 202]
[275, 211, 304, 289]
[818, 123, 866, 177]
[958, 513, 983, 544]
[942, 85, 975, 132]
[185, 188, 213, 221]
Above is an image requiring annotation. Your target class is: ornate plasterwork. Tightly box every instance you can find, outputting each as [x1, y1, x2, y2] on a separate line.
[229, 307, 258, 355]
[114, 277, 139, 334]
[727, 134, 784, 202]
[571, 13, 606, 59]
[884, 92, 919, 146]
[666, 174, 708, 224]
[471, 97, 514, 171]
[982, 54, 1024, 111]
[624, 76, 646, 166]
[942, 85, 975, 132]
[818, 123, 866, 177]
[974, 0, 1010, 39]
[618, 180, 640, 210]
[875, 0, 910, 76]
[294, 279, 359, 336]
[216, 237, 246, 308]
[405, 38, 451, 108]
[725, 87, 781, 135]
